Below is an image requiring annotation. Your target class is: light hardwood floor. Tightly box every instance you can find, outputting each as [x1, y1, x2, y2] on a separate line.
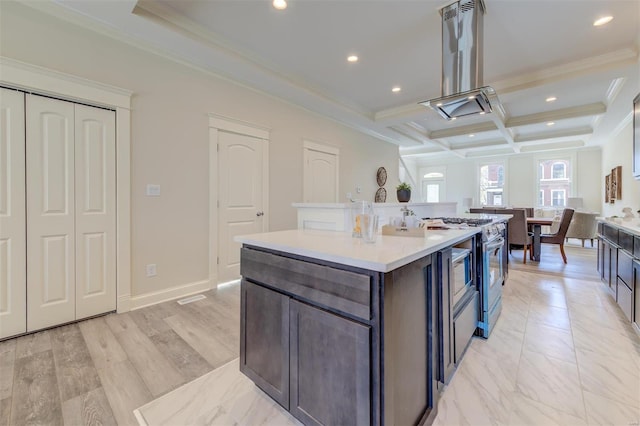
[1, 243, 638, 426]
[0, 284, 240, 426]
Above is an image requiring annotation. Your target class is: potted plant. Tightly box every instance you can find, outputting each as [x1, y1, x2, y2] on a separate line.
[396, 182, 412, 202]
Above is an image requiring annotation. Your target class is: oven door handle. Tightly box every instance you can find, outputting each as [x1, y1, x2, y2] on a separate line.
[485, 237, 505, 251]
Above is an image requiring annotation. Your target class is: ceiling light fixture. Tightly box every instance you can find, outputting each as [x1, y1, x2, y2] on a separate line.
[547, 121, 555, 126]
[546, 96, 557, 102]
[347, 55, 358, 63]
[469, 134, 475, 137]
[392, 87, 401, 93]
[272, 0, 287, 10]
[593, 16, 613, 26]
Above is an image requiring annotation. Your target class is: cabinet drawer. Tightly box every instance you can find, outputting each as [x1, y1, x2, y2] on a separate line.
[603, 224, 619, 244]
[616, 278, 633, 322]
[454, 291, 478, 363]
[241, 247, 371, 321]
[619, 231, 634, 254]
[618, 250, 633, 286]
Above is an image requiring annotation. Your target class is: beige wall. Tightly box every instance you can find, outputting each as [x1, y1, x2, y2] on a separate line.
[1, 3, 398, 299]
[601, 122, 640, 217]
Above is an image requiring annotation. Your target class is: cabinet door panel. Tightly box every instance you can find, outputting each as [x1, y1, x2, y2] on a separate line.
[240, 279, 289, 408]
[290, 300, 370, 426]
[26, 94, 75, 331]
[0, 88, 26, 339]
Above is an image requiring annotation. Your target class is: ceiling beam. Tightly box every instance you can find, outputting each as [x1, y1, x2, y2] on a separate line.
[428, 122, 497, 139]
[505, 103, 606, 128]
[514, 126, 593, 144]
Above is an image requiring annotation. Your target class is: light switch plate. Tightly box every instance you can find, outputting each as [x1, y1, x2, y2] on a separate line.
[146, 184, 161, 196]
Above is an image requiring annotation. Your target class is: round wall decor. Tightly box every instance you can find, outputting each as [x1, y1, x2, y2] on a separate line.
[376, 167, 387, 187]
[375, 187, 387, 202]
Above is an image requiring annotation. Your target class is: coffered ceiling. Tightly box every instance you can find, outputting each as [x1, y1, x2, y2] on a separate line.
[29, 0, 640, 162]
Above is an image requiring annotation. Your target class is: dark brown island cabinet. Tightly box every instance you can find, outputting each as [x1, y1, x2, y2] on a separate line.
[597, 220, 640, 332]
[238, 232, 479, 426]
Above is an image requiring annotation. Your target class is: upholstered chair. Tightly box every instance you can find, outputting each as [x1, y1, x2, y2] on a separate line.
[540, 208, 575, 263]
[503, 209, 533, 263]
[565, 211, 599, 247]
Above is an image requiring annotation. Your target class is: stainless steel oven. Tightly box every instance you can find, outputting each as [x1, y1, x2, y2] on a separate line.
[479, 223, 505, 338]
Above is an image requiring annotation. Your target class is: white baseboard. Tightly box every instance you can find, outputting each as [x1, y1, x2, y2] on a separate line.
[130, 279, 212, 311]
[117, 294, 131, 313]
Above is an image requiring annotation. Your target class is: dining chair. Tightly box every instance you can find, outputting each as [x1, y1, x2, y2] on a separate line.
[565, 211, 599, 247]
[540, 208, 575, 263]
[503, 209, 533, 263]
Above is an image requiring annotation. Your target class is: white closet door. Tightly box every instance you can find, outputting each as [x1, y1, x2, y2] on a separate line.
[74, 104, 116, 319]
[0, 88, 27, 339]
[26, 94, 76, 331]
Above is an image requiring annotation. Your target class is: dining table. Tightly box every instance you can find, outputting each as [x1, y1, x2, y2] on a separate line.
[526, 217, 554, 261]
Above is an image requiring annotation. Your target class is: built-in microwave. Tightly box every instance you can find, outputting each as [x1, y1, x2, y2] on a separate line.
[451, 248, 473, 309]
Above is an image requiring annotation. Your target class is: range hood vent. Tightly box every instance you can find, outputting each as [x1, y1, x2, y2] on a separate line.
[420, 0, 496, 120]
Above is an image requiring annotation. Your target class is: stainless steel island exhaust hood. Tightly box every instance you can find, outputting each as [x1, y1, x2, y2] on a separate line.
[420, 0, 496, 120]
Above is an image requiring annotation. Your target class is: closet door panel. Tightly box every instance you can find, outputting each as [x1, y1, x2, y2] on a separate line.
[75, 104, 116, 319]
[26, 94, 76, 331]
[0, 88, 27, 339]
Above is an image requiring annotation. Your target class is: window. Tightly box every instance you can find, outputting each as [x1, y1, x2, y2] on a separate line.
[420, 167, 445, 202]
[537, 157, 572, 207]
[551, 189, 566, 206]
[479, 162, 505, 206]
[552, 162, 566, 179]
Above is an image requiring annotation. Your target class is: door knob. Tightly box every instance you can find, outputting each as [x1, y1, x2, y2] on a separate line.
[256, 211, 264, 217]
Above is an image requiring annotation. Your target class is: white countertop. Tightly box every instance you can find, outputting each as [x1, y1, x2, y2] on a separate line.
[598, 217, 640, 237]
[235, 228, 480, 273]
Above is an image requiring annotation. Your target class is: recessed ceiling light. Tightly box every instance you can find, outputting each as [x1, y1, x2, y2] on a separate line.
[392, 87, 401, 93]
[347, 55, 358, 63]
[468, 95, 476, 100]
[546, 96, 557, 102]
[272, 0, 287, 10]
[547, 121, 555, 126]
[469, 134, 475, 138]
[593, 16, 613, 26]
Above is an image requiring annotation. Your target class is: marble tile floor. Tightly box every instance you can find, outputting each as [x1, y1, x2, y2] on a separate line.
[134, 268, 640, 426]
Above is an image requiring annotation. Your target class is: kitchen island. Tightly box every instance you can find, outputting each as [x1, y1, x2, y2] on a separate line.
[236, 227, 482, 426]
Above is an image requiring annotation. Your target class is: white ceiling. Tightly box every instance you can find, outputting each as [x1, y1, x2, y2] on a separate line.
[33, 0, 640, 162]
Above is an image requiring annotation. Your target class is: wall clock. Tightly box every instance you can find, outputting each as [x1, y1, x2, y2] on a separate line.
[376, 167, 387, 187]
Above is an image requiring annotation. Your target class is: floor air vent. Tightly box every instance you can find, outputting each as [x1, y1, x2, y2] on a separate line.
[177, 294, 206, 305]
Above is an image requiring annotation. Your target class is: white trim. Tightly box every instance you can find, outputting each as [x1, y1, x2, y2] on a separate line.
[0, 57, 132, 109]
[208, 113, 269, 140]
[303, 139, 340, 155]
[129, 279, 211, 311]
[1, 57, 133, 313]
[209, 115, 270, 286]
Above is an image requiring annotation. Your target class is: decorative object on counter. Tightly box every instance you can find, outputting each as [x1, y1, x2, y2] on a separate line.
[622, 207, 635, 221]
[351, 200, 373, 238]
[361, 214, 379, 243]
[375, 167, 387, 202]
[396, 182, 411, 202]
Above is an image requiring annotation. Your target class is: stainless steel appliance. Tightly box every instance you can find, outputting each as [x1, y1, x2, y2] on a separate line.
[479, 222, 505, 338]
[424, 217, 505, 338]
[451, 248, 473, 308]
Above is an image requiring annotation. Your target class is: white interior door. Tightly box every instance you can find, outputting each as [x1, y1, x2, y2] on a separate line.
[74, 104, 116, 320]
[303, 142, 338, 203]
[0, 88, 27, 339]
[217, 131, 265, 283]
[26, 94, 76, 331]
